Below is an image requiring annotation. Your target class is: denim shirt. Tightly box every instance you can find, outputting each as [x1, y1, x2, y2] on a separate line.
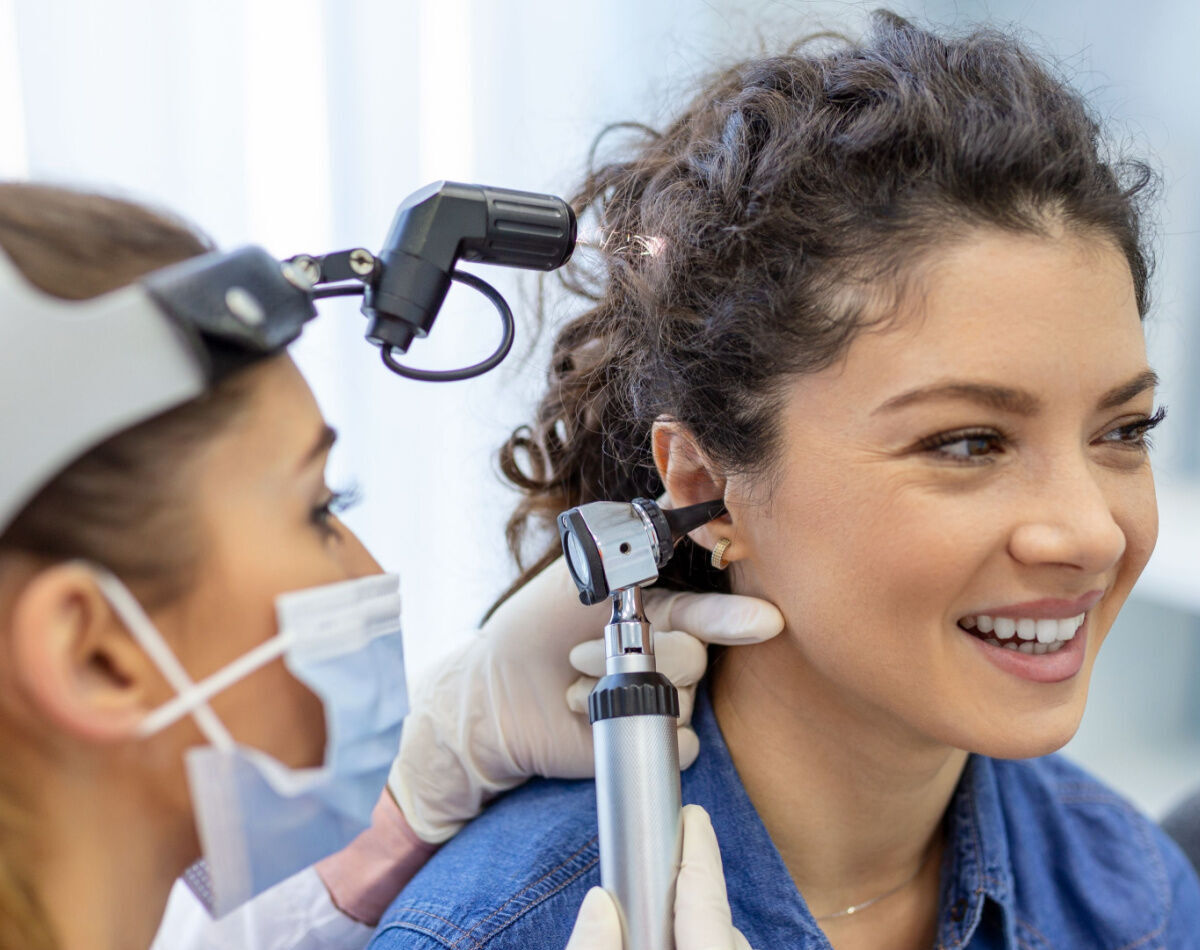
[370, 686, 1200, 949]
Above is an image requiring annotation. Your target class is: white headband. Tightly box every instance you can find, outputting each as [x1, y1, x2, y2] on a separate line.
[0, 245, 314, 533]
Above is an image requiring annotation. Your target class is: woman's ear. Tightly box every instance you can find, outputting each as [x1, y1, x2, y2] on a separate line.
[651, 418, 740, 564]
[9, 563, 158, 742]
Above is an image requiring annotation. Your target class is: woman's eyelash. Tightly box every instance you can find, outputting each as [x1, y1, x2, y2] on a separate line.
[914, 406, 1169, 465]
[312, 483, 363, 531]
[1104, 405, 1167, 448]
[915, 428, 1005, 463]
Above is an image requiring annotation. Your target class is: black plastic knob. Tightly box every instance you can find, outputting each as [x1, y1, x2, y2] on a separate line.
[588, 672, 680, 723]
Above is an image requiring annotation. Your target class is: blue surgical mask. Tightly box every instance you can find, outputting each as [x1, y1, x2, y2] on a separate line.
[92, 569, 408, 917]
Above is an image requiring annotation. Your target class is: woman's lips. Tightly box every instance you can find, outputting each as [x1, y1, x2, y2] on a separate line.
[961, 615, 1089, 684]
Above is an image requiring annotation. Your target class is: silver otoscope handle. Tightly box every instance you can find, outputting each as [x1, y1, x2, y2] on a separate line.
[589, 588, 683, 950]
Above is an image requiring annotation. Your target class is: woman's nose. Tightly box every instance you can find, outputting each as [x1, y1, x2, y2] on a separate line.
[334, 518, 385, 575]
[1007, 461, 1127, 575]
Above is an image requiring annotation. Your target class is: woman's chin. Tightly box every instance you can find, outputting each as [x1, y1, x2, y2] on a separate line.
[941, 622, 1097, 759]
[960, 706, 1087, 760]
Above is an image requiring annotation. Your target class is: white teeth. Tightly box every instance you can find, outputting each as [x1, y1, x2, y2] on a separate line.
[1035, 619, 1058, 644]
[980, 634, 1069, 654]
[965, 610, 1089, 652]
[1061, 614, 1085, 640]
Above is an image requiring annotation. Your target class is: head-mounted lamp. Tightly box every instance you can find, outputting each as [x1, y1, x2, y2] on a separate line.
[0, 180, 576, 536]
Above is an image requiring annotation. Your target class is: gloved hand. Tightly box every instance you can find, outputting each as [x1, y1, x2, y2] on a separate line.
[565, 804, 752, 950]
[389, 556, 783, 844]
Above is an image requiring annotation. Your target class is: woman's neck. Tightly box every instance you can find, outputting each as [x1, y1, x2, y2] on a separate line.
[710, 629, 968, 926]
[32, 750, 193, 950]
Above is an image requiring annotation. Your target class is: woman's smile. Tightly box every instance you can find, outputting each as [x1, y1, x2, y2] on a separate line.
[954, 588, 1104, 681]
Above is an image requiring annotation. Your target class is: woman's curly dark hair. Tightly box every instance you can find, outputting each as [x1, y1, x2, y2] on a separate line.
[495, 11, 1156, 605]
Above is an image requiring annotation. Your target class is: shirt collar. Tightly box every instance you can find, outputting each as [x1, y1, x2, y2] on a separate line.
[936, 755, 1018, 949]
[685, 684, 1020, 949]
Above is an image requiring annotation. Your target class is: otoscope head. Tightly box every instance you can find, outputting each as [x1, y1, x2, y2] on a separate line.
[557, 496, 727, 606]
[362, 181, 576, 353]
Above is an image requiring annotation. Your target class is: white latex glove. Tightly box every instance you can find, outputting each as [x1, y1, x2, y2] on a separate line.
[565, 804, 753, 950]
[389, 556, 783, 844]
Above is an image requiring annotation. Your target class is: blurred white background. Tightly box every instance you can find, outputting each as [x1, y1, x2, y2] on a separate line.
[3, 0, 1197, 817]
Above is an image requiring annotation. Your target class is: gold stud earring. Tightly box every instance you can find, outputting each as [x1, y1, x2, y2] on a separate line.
[710, 537, 733, 570]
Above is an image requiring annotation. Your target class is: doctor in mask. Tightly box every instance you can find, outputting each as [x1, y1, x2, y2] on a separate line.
[0, 182, 779, 950]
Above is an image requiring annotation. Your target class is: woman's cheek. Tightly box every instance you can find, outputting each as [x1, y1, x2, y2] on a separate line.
[1125, 477, 1158, 578]
[1102, 472, 1157, 599]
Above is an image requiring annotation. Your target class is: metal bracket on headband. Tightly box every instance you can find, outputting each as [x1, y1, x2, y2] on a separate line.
[142, 246, 318, 382]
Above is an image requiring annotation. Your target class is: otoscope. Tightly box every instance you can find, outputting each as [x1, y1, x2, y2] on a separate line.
[557, 496, 728, 950]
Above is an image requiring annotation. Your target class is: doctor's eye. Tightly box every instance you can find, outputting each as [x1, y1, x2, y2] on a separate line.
[311, 484, 363, 538]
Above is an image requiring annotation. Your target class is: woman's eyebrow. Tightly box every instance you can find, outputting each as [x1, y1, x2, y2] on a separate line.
[872, 382, 1041, 416]
[298, 425, 338, 470]
[1096, 369, 1158, 410]
[872, 369, 1159, 418]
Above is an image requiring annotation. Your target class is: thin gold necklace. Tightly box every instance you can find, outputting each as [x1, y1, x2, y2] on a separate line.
[814, 845, 934, 922]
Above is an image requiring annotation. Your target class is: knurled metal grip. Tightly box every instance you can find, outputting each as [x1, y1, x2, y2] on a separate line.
[588, 672, 681, 723]
[593, 705, 682, 950]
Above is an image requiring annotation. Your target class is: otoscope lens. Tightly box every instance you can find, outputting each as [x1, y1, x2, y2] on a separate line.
[566, 532, 590, 586]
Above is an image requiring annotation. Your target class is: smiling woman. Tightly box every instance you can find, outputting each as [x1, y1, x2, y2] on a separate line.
[367, 11, 1199, 950]
[709, 231, 1158, 770]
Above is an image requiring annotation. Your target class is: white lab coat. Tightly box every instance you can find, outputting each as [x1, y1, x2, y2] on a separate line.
[151, 868, 373, 950]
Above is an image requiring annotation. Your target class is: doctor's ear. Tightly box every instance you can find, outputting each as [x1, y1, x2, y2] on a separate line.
[8, 563, 160, 742]
[651, 419, 740, 566]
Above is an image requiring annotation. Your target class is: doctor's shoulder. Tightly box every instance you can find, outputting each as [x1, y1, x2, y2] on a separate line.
[987, 753, 1200, 946]
[368, 775, 599, 949]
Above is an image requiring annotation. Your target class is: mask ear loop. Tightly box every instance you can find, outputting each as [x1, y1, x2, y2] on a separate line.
[137, 636, 291, 739]
[87, 566, 237, 751]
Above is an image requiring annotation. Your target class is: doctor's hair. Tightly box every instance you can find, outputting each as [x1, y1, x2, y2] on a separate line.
[494, 11, 1156, 603]
[0, 184, 243, 950]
